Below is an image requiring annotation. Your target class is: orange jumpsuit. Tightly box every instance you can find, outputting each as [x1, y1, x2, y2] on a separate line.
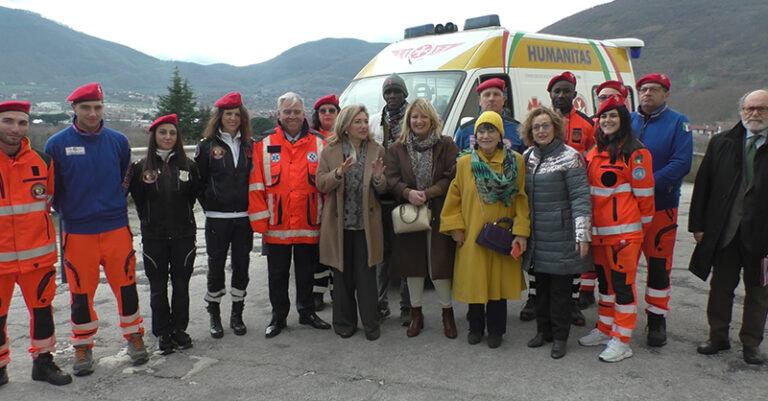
[586, 140, 654, 343]
[0, 138, 58, 367]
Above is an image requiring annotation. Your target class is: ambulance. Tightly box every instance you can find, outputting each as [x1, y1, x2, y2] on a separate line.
[340, 14, 644, 137]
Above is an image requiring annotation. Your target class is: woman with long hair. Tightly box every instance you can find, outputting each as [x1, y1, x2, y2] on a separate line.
[440, 111, 530, 349]
[128, 114, 200, 353]
[577, 95, 654, 362]
[385, 97, 459, 338]
[317, 104, 387, 340]
[195, 92, 255, 339]
[518, 107, 592, 359]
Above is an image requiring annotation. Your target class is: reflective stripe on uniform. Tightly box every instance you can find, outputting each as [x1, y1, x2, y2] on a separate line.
[641, 215, 653, 224]
[647, 305, 668, 316]
[632, 187, 654, 197]
[262, 136, 272, 186]
[268, 194, 275, 225]
[599, 315, 614, 325]
[31, 336, 56, 351]
[599, 293, 615, 303]
[615, 303, 637, 314]
[0, 201, 47, 217]
[592, 223, 643, 236]
[71, 321, 99, 332]
[120, 311, 141, 325]
[265, 229, 320, 238]
[590, 183, 631, 197]
[0, 242, 56, 262]
[249, 183, 265, 191]
[646, 288, 670, 298]
[315, 136, 325, 224]
[249, 210, 270, 221]
[613, 325, 634, 337]
[121, 325, 141, 336]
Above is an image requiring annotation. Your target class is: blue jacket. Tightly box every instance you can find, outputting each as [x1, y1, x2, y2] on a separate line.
[454, 112, 524, 153]
[631, 104, 693, 210]
[44, 120, 131, 234]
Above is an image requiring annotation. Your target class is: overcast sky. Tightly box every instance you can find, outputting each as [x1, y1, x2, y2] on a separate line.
[2, 0, 611, 66]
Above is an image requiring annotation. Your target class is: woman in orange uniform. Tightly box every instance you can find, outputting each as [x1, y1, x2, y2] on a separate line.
[577, 95, 654, 362]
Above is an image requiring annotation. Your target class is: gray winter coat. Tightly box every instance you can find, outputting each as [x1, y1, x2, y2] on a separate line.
[522, 138, 593, 275]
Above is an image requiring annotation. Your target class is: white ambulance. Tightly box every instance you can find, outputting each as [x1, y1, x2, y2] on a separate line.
[340, 15, 644, 137]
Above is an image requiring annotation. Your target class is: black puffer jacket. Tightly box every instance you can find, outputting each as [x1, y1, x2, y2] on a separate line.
[195, 134, 254, 213]
[127, 153, 200, 240]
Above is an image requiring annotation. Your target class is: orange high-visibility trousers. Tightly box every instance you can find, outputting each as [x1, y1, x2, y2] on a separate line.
[593, 241, 641, 343]
[640, 208, 678, 317]
[0, 266, 57, 367]
[63, 226, 143, 347]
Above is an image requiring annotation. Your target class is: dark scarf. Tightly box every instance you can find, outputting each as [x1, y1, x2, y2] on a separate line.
[384, 102, 408, 146]
[471, 148, 519, 207]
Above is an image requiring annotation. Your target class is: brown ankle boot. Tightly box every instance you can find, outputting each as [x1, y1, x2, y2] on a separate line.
[406, 307, 423, 337]
[442, 307, 457, 339]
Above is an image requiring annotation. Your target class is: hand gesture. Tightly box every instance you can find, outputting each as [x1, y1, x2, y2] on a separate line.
[371, 157, 386, 180]
[340, 156, 355, 173]
[408, 189, 427, 206]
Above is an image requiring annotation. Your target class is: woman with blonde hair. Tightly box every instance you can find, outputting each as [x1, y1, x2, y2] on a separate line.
[385, 97, 460, 338]
[317, 104, 387, 340]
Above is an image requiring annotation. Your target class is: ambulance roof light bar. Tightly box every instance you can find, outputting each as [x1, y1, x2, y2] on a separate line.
[464, 15, 500, 31]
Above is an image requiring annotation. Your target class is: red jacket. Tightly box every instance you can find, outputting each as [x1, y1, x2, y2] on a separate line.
[564, 108, 596, 155]
[0, 137, 57, 275]
[586, 138, 654, 245]
[249, 125, 326, 244]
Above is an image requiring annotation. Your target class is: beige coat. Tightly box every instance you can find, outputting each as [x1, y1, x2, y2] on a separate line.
[317, 138, 387, 271]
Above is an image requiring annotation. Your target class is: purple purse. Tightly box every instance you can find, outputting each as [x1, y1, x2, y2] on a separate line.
[475, 217, 515, 255]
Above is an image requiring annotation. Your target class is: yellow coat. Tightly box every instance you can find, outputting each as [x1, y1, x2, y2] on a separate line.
[440, 149, 530, 303]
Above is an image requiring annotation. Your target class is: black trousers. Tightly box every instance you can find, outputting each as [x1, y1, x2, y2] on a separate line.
[142, 237, 195, 337]
[267, 243, 318, 320]
[534, 273, 572, 341]
[204, 217, 253, 303]
[467, 300, 507, 335]
[332, 230, 379, 337]
[708, 231, 768, 347]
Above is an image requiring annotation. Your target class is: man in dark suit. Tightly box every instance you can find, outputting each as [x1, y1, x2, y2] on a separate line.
[689, 89, 768, 365]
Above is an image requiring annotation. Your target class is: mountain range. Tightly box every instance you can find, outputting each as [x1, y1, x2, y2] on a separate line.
[2, 1, 767, 123]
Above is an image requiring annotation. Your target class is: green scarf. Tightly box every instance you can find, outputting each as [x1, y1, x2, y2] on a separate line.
[468, 148, 519, 207]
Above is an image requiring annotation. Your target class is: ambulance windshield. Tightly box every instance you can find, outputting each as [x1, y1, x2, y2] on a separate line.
[340, 71, 465, 121]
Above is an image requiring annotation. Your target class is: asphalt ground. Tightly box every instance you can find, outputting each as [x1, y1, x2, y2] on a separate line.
[2, 183, 766, 400]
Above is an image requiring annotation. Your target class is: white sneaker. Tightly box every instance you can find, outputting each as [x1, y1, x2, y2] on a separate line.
[599, 337, 633, 362]
[578, 328, 610, 346]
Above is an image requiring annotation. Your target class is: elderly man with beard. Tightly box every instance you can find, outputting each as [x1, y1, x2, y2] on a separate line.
[689, 89, 768, 365]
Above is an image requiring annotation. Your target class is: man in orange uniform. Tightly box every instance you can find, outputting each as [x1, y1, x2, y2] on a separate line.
[578, 95, 655, 362]
[45, 83, 148, 376]
[0, 101, 71, 386]
[250, 92, 331, 338]
[578, 80, 630, 309]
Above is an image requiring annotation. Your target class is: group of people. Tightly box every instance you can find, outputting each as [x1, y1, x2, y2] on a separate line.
[1, 71, 767, 386]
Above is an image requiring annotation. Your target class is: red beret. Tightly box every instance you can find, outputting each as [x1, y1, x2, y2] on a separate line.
[0, 101, 31, 114]
[215, 92, 242, 109]
[636, 73, 670, 91]
[149, 113, 178, 132]
[596, 80, 629, 98]
[476, 78, 505, 93]
[67, 83, 103, 103]
[314, 94, 339, 110]
[597, 94, 626, 117]
[547, 71, 577, 92]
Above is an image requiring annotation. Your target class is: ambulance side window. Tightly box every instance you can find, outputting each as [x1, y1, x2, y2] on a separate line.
[454, 81, 480, 134]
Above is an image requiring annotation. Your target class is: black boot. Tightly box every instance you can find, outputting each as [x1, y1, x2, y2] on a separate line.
[520, 295, 535, 321]
[31, 352, 72, 386]
[647, 312, 667, 347]
[231, 301, 247, 336]
[0, 366, 8, 386]
[207, 302, 224, 339]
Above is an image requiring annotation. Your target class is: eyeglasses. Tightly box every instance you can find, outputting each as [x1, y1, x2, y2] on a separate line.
[597, 95, 613, 102]
[318, 107, 337, 114]
[742, 106, 768, 115]
[532, 122, 552, 132]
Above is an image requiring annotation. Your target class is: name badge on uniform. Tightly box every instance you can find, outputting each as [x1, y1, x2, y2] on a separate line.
[179, 170, 190, 182]
[65, 146, 85, 156]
